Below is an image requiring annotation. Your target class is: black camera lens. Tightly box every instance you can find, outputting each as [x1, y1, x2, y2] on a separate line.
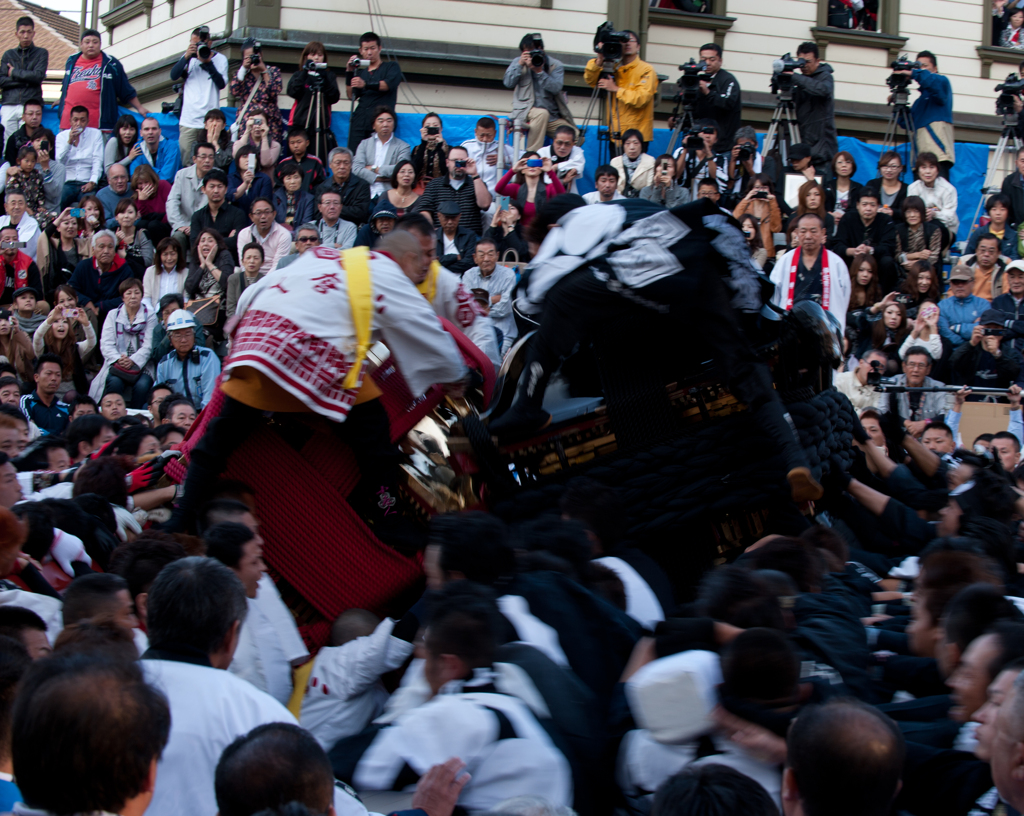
[531, 50, 545, 67]
[454, 159, 467, 168]
[426, 126, 439, 135]
[197, 43, 211, 60]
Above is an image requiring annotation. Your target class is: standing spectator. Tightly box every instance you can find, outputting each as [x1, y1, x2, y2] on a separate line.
[0, 191, 38, 263]
[938, 265, 989, 348]
[952, 309, 1023, 391]
[538, 125, 585, 195]
[96, 162, 132, 223]
[582, 165, 624, 204]
[171, 28, 229, 167]
[832, 188, 898, 291]
[411, 112, 448, 190]
[1005, 7, 1024, 46]
[68, 230, 138, 316]
[167, 143, 214, 249]
[189, 169, 247, 256]
[131, 165, 171, 242]
[674, 119, 725, 197]
[786, 42, 837, 171]
[461, 117, 501, 195]
[435, 200, 478, 275]
[1001, 146, 1024, 227]
[415, 145, 491, 233]
[315, 189, 356, 249]
[907, 51, 955, 178]
[908, 152, 958, 250]
[612, 129, 655, 197]
[640, 154, 691, 208]
[966, 193, 1018, 259]
[855, 298, 908, 365]
[228, 145, 272, 215]
[57, 29, 147, 134]
[91, 277, 156, 408]
[505, 33, 575, 153]
[464, 237, 517, 355]
[231, 38, 283, 146]
[103, 113, 140, 175]
[354, 208, 394, 249]
[55, 105, 103, 209]
[286, 41, 340, 164]
[204, 110, 233, 170]
[962, 233, 1008, 300]
[20, 354, 68, 435]
[374, 159, 418, 217]
[495, 153, 565, 230]
[896, 195, 942, 278]
[733, 173, 782, 261]
[273, 161, 314, 232]
[824, 150, 862, 221]
[584, 31, 657, 152]
[2, 98, 43, 169]
[0, 19, 46, 143]
[353, 107, 410, 200]
[232, 108, 280, 175]
[692, 43, 742, 147]
[274, 128, 325, 194]
[235, 198, 291, 275]
[129, 117, 181, 184]
[143, 237, 187, 311]
[315, 147, 370, 227]
[865, 151, 909, 222]
[344, 32, 403, 151]
[226, 243, 264, 318]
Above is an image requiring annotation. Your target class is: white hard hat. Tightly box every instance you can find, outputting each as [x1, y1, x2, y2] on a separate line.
[165, 309, 197, 332]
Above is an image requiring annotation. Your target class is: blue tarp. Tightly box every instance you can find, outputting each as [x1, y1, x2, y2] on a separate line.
[43, 106, 992, 242]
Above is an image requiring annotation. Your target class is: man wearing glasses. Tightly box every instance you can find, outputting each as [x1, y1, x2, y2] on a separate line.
[462, 238, 517, 356]
[276, 223, 322, 270]
[236, 198, 292, 275]
[882, 347, 953, 437]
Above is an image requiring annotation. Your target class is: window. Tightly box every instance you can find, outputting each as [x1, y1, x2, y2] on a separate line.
[978, 1, 1024, 79]
[646, 0, 736, 49]
[811, 0, 907, 61]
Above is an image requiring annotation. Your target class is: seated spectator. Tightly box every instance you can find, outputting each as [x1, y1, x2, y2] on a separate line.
[908, 151, 958, 250]
[832, 187, 898, 291]
[314, 190, 356, 250]
[275, 223, 320, 270]
[154, 310, 220, 408]
[884, 346, 953, 433]
[952, 308, 1023, 391]
[412, 112, 449, 190]
[232, 107, 281, 176]
[235, 198, 291, 275]
[784, 181, 833, 246]
[44, 215, 85, 297]
[227, 145, 272, 215]
[167, 142, 213, 249]
[835, 349, 888, 410]
[74, 193, 104, 245]
[185, 228, 233, 307]
[738, 213, 768, 269]
[19, 353, 68, 435]
[275, 128, 325, 195]
[129, 116, 180, 184]
[31, 305, 95, 398]
[159, 396, 197, 432]
[435, 200, 478, 275]
[899, 300, 943, 362]
[0, 191, 39, 262]
[204, 109, 234, 171]
[483, 199, 529, 260]
[353, 106, 411, 200]
[583, 165, 625, 204]
[640, 154, 691, 209]
[823, 150, 862, 221]
[723, 126, 765, 203]
[314, 147, 370, 228]
[96, 162, 132, 225]
[994, 260, 1024, 354]
[463, 237, 517, 355]
[963, 232, 1008, 300]
[143, 237, 187, 312]
[415, 144, 492, 233]
[29, 130, 63, 215]
[864, 151, 908, 222]
[147, 293, 207, 368]
[189, 169, 247, 258]
[375, 159, 418, 217]
[733, 173, 782, 261]
[11, 286, 44, 339]
[614, 129, 655, 197]
[0, 309, 29, 385]
[3, 145, 45, 222]
[967, 193, 1018, 259]
[538, 125, 585, 195]
[855, 297, 908, 367]
[226, 243, 265, 318]
[103, 113, 141, 175]
[273, 161, 314, 233]
[91, 277, 156, 409]
[5, 101, 47, 170]
[1002, 144, 1024, 226]
[68, 230, 139, 317]
[55, 105, 103, 209]
[130, 164, 172, 243]
[0, 223, 41, 306]
[354, 207, 396, 249]
[459, 117, 501, 195]
[896, 195, 942, 280]
[696, 178, 721, 204]
[495, 153, 565, 229]
[113, 199, 154, 269]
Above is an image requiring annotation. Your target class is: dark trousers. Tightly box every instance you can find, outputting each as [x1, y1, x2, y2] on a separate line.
[347, 115, 373, 152]
[60, 180, 87, 210]
[104, 371, 154, 410]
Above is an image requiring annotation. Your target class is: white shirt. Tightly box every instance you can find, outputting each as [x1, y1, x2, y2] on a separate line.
[538, 144, 586, 195]
[142, 658, 297, 816]
[833, 369, 884, 411]
[442, 233, 458, 256]
[595, 556, 665, 630]
[159, 266, 182, 300]
[55, 126, 104, 184]
[180, 52, 229, 129]
[0, 215, 39, 261]
[582, 190, 625, 204]
[908, 176, 959, 235]
[462, 137, 501, 192]
[769, 247, 851, 334]
[370, 134, 393, 198]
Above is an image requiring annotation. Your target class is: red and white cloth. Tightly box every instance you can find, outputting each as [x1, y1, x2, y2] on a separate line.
[769, 247, 851, 334]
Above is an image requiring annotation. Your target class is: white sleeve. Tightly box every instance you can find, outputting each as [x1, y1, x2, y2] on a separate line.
[1010, 409, 1023, 449]
[308, 619, 413, 702]
[830, 252, 850, 334]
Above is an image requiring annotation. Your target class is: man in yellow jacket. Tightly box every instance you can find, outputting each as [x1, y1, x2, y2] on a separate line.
[583, 31, 658, 151]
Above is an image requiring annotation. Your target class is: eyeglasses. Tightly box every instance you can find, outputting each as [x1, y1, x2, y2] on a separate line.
[296, 236, 319, 243]
[251, 209, 273, 216]
[904, 362, 930, 369]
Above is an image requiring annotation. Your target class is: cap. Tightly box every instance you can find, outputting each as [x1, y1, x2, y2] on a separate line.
[165, 309, 197, 331]
[949, 264, 975, 282]
[979, 308, 1008, 326]
[12, 287, 39, 300]
[1007, 259, 1024, 275]
[438, 200, 462, 217]
[202, 168, 228, 187]
[788, 143, 812, 162]
[373, 207, 397, 221]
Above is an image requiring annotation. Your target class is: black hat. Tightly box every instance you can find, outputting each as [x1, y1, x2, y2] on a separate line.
[202, 168, 228, 187]
[373, 207, 397, 221]
[12, 287, 39, 300]
[788, 143, 812, 162]
[980, 308, 1008, 327]
[438, 200, 462, 217]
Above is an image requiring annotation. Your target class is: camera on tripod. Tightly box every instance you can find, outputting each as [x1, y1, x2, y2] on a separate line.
[771, 53, 806, 94]
[996, 73, 1024, 116]
[683, 125, 715, 150]
[886, 55, 920, 95]
[161, 83, 184, 116]
[527, 33, 545, 68]
[196, 26, 211, 60]
[677, 58, 709, 104]
[593, 22, 629, 62]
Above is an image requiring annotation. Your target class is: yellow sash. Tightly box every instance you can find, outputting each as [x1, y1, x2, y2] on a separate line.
[416, 260, 441, 304]
[341, 246, 374, 389]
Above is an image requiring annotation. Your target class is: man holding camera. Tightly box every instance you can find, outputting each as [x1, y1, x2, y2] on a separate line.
[171, 27, 229, 168]
[414, 146, 491, 234]
[784, 42, 837, 172]
[504, 33, 576, 153]
[951, 308, 1022, 393]
[0, 17, 47, 144]
[538, 125, 585, 194]
[584, 30, 658, 153]
[640, 154, 690, 208]
[692, 44, 741, 148]
[345, 32, 403, 151]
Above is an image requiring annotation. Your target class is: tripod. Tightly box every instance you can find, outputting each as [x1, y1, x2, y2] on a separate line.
[577, 60, 621, 165]
[303, 76, 332, 165]
[881, 87, 916, 182]
[761, 90, 802, 169]
[665, 101, 695, 156]
[967, 111, 1022, 241]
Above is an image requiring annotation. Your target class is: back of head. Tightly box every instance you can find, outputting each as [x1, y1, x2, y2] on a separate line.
[786, 700, 904, 816]
[944, 583, 1022, 653]
[215, 723, 334, 816]
[62, 572, 129, 626]
[429, 511, 515, 588]
[721, 627, 799, 704]
[53, 619, 139, 662]
[13, 653, 170, 815]
[742, 537, 823, 593]
[0, 635, 29, 762]
[199, 498, 253, 534]
[426, 581, 501, 671]
[145, 556, 247, 655]
[697, 566, 785, 630]
[204, 522, 256, 570]
[651, 764, 778, 816]
[330, 609, 380, 647]
[490, 797, 574, 816]
[514, 517, 593, 582]
[377, 229, 422, 260]
[558, 476, 626, 552]
[919, 548, 1002, 624]
[990, 621, 1024, 677]
[0, 605, 47, 649]
[107, 535, 188, 601]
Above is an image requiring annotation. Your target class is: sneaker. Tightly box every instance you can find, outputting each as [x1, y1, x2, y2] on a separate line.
[487, 401, 552, 442]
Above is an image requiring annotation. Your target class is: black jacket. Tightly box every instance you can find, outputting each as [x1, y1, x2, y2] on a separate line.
[189, 203, 249, 262]
[1001, 171, 1024, 228]
[314, 174, 371, 227]
[865, 177, 909, 223]
[4, 124, 44, 167]
[0, 45, 47, 106]
[482, 224, 529, 262]
[824, 178, 862, 214]
[992, 293, 1024, 354]
[792, 63, 838, 167]
[692, 68, 742, 147]
[436, 226, 478, 275]
[832, 212, 897, 263]
[286, 67, 341, 137]
[951, 340, 1023, 390]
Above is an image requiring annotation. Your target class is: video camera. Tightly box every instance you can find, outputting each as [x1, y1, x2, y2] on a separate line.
[527, 33, 545, 68]
[865, 359, 893, 387]
[593, 22, 629, 63]
[770, 53, 806, 95]
[996, 73, 1024, 117]
[684, 125, 715, 150]
[886, 55, 921, 95]
[161, 83, 183, 116]
[196, 25, 211, 61]
[676, 58, 709, 105]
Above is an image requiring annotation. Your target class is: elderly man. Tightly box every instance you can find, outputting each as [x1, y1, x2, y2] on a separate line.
[0, 223, 40, 305]
[130, 116, 181, 183]
[315, 189, 356, 250]
[0, 190, 38, 262]
[236, 197, 291, 275]
[834, 349, 887, 410]
[276, 223, 320, 269]
[538, 125, 585, 194]
[167, 234, 467, 544]
[961, 233, 1008, 301]
[67, 230, 139, 315]
[154, 309, 221, 409]
[436, 200, 478, 276]
[463, 237, 517, 356]
[314, 147, 370, 227]
[55, 104, 103, 209]
[97, 162, 132, 226]
[939, 264, 989, 348]
[879, 345, 953, 436]
[167, 141, 214, 250]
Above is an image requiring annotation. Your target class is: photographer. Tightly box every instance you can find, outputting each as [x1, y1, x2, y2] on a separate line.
[229, 37, 283, 149]
[504, 33, 576, 153]
[733, 173, 782, 261]
[287, 41, 340, 164]
[723, 126, 762, 202]
[640, 154, 690, 208]
[673, 118, 726, 198]
[1000, 146, 1024, 227]
[584, 29, 658, 153]
[784, 42, 838, 172]
[892, 51, 954, 177]
[538, 125, 585, 194]
[170, 27, 228, 168]
[691, 44, 741, 147]
[345, 32, 403, 151]
[951, 308, 1022, 393]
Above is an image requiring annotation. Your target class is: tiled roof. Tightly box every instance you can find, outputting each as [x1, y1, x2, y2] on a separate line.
[0, 0, 78, 71]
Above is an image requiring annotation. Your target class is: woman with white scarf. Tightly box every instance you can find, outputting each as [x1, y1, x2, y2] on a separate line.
[611, 129, 655, 198]
[90, 277, 157, 408]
